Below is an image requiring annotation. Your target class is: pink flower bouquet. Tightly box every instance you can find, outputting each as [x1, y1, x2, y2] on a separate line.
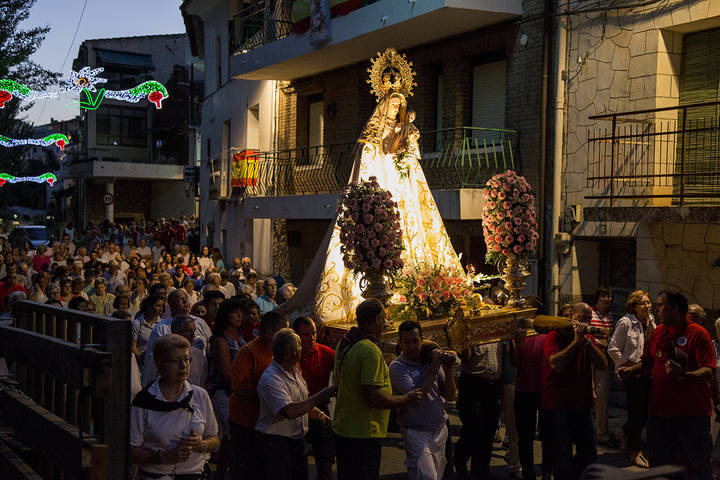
[481, 170, 539, 264]
[391, 262, 472, 320]
[337, 176, 404, 276]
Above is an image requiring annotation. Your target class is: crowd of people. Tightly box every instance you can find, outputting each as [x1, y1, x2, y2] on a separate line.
[1, 219, 719, 480]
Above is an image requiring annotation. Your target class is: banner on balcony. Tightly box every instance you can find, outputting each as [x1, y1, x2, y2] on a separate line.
[292, 0, 359, 37]
[231, 150, 259, 188]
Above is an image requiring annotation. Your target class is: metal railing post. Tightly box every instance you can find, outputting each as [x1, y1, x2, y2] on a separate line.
[679, 106, 687, 206]
[609, 114, 617, 207]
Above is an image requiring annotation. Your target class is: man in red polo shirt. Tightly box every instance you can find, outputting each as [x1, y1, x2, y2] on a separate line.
[0, 273, 26, 312]
[541, 302, 607, 480]
[294, 316, 335, 480]
[618, 291, 714, 480]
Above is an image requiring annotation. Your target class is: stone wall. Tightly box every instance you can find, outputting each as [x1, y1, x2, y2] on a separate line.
[636, 222, 720, 310]
[559, 0, 720, 306]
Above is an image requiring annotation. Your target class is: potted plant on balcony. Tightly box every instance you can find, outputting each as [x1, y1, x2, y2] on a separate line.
[337, 176, 404, 307]
[481, 170, 539, 307]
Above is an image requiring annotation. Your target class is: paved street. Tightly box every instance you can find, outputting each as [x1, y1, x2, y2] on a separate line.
[307, 405, 642, 479]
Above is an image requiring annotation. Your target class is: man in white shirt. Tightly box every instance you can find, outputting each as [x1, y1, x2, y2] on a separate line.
[219, 271, 236, 298]
[137, 239, 152, 262]
[235, 257, 257, 283]
[171, 315, 207, 388]
[256, 328, 334, 480]
[143, 289, 211, 385]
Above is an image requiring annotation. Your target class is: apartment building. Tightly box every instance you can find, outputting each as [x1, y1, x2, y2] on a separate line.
[185, 0, 548, 284]
[59, 34, 202, 226]
[559, 0, 720, 314]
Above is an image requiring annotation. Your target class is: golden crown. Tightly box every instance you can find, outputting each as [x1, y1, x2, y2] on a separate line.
[367, 48, 417, 102]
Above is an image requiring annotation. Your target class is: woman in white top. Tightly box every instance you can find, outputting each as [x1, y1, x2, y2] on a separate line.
[197, 246, 214, 275]
[132, 294, 165, 368]
[130, 334, 219, 479]
[607, 290, 655, 469]
[182, 277, 199, 306]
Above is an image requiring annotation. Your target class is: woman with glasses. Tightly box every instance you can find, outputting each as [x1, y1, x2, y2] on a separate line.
[130, 333, 219, 480]
[608, 290, 656, 469]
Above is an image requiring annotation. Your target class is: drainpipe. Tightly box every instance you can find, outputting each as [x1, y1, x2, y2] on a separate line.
[538, 0, 551, 311]
[550, 0, 568, 314]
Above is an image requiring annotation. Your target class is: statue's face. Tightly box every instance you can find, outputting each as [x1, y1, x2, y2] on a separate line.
[387, 97, 401, 120]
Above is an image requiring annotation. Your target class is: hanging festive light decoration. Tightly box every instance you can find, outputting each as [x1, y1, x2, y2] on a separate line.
[105, 80, 170, 109]
[0, 67, 169, 110]
[0, 172, 57, 186]
[0, 133, 69, 151]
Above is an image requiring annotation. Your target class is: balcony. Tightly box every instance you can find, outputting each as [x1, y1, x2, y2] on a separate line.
[229, 2, 294, 55]
[61, 148, 186, 181]
[229, 126, 517, 198]
[585, 101, 720, 223]
[587, 101, 720, 205]
[229, 0, 522, 80]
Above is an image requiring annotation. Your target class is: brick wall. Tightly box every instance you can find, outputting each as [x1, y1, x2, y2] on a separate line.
[276, 7, 546, 191]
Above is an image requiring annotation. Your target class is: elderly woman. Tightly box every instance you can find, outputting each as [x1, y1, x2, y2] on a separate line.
[45, 282, 63, 306]
[130, 334, 219, 479]
[255, 328, 335, 480]
[608, 290, 655, 469]
[28, 272, 49, 303]
[183, 277, 199, 306]
[89, 278, 115, 316]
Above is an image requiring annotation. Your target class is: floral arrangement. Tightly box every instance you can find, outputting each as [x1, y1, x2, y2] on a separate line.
[337, 176, 404, 275]
[481, 170, 539, 264]
[392, 152, 410, 179]
[390, 262, 473, 320]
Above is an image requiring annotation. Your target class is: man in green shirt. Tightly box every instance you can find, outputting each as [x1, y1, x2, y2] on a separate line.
[333, 299, 423, 480]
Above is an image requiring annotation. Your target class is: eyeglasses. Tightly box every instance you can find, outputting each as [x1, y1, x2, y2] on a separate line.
[162, 356, 191, 366]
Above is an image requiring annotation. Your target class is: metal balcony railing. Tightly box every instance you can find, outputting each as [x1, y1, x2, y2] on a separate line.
[420, 126, 518, 189]
[70, 148, 185, 165]
[229, 2, 293, 54]
[587, 100, 720, 206]
[230, 127, 518, 198]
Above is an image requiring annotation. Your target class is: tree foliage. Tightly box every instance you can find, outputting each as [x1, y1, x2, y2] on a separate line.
[0, 0, 60, 212]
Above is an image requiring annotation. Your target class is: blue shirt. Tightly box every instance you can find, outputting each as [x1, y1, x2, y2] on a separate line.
[254, 294, 278, 315]
[388, 355, 448, 430]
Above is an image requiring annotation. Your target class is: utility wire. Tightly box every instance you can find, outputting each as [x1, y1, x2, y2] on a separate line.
[33, 0, 89, 125]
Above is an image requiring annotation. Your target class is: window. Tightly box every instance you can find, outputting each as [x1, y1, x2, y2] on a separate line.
[247, 104, 260, 149]
[471, 59, 506, 141]
[220, 119, 231, 198]
[216, 36, 222, 90]
[678, 27, 720, 196]
[96, 106, 147, 147]
[308, 93, 324, 147]
[435, 73, 444, 151]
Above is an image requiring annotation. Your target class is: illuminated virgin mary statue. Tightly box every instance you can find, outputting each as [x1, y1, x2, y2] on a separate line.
[286, 48, 462, 324]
